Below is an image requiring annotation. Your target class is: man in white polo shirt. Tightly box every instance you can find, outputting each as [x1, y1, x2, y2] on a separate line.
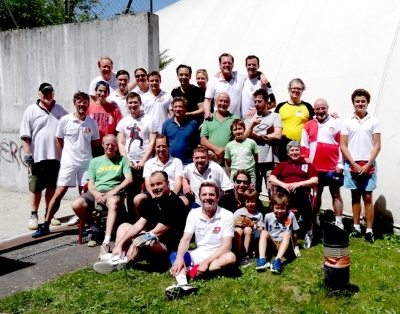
[134, 135, 187, 217]
[183, 146, 233, 209]
[20, 83, 68, 230]
[32, 91, 100, 237]
[165, 182, 236, 299]
[107, 70, 131, 117]
[141, 71, 172, 133]
[340, 89, 381, 243]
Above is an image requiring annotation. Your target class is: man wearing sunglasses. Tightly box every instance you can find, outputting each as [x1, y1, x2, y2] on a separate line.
[218, 169, 267, 215]
[132, 68, 150, 95]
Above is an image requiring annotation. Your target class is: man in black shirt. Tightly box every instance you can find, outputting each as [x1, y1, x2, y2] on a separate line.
[171, 64, 205, 126]
[218, 169, 267, 215]
[93, 170, 188, 274]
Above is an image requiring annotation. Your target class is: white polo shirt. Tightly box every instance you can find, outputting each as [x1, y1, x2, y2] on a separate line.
[141, 90, 172, 133]
[107, 91, 130, 117]
[241, 77, 274, 118]
[88, 73, 118, 96]
[55, 113, 100, 168]
[143, 155, 183, 190]
[20, 102, 68, 163]
[205, 71, 247, 118]
[184, 206, 234, 252]
[183, 161, 233, 205]
[116, 113, 157, 162]
[132, 85, 150, 95]
[341, 113, 381, 161]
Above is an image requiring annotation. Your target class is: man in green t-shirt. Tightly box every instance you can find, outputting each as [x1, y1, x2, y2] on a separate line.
[72, 134, 133, 259]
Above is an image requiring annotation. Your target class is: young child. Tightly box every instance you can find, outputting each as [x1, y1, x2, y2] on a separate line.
[256, 192, 300, 274]
[233, 189, 264, 267]
[225, 119, 259, 185]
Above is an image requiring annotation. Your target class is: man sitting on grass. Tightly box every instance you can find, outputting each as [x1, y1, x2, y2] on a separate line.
[256, 192, 300, 274]
[92, 170, 188, 274]
[165, 182, 236, 299]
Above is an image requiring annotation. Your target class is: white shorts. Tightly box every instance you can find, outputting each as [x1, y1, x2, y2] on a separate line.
[57, 164, 88, 187]
[189, 248, 217, 265]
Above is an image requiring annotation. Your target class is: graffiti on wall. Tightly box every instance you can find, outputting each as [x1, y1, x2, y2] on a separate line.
[0, 140, 27, 171]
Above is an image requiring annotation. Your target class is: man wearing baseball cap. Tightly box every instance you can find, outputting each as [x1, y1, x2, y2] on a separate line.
[20, 83, 68, 231]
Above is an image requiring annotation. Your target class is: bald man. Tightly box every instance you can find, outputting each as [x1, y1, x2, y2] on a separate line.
[300, 99, 344, 229]
[200, 92, 239, 166]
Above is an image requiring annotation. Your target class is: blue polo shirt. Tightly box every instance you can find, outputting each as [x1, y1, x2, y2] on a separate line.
[162, 117, 199, 165]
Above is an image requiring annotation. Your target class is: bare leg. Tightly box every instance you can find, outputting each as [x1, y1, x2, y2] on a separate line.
[104, 196, 120, 238]
[234, 228, 244, 258]
[45, 186, 69, 222]
[329, 185, 343, 217]
[258, 230, 271, 259]
[179, 195, 189, 208]
[276, 232, 291, 259]
[362, 191, 374, 229]
[44, 188, 56, 209]
[72, 197, 93, 226]
[209, 252, 236, 271]
[351, 190, 362, 225]
[134, 193, 149, 219]
[30, 191, 42, 212]
[243, 227, 253, 256]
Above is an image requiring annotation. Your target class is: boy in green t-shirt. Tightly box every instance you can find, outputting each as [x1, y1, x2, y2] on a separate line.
[225, 119, 258, 184]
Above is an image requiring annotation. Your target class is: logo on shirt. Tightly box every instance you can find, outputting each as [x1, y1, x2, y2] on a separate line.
[329, 127, 336, 133]
[213, 227, 221, 234]
[83, 128, 91, 134]
[301, 164, 308, 172]
[157, 97, 165, 103]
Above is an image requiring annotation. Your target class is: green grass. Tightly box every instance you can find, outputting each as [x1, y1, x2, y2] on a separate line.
[1, 234, 400, 314]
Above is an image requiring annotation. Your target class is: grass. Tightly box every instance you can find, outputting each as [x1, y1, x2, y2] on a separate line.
[0, 233, 399, 314]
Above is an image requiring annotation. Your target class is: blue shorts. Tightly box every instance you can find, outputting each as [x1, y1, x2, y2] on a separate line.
[343, 161, 377, 191]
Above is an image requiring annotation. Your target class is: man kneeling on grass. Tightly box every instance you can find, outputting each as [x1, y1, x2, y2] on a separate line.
[256, 193, 300, 274]
[93, 170, 188, 274]
[165, 182, 236, 299]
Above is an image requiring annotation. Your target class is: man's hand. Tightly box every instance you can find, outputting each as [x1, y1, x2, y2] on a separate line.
[23, 154, 34, 166]
[171, 257, 185, 277]
[214, 147, 225, 158]
[132, 160, 144, 171]
[251, 115, 261, 127]
[94, 191, 106, 205]
[209, 153, 219, 162]
[304, 158, 311, 164]
[183, 182, 192, 195]
[111, 245, 124, 258]
[127, 243, 139, 261]
[336, 166, 343, 174]
[259, 73, 269, 87]
[294, 246, 301, 257]
[197, 260, 210, 275]
[105, 188, 119, 200]
[287, 182, 303, 192]
[359, 163, 372, 176]
[132, 232, 158, 247]
[330, 112, 340, 119]
[246, 109, 258, 119]
[204, 111, 212, 120]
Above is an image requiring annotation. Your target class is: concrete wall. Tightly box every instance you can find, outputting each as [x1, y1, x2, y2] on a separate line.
[156, 0, 400, 229]
[0, 13, 159, 196]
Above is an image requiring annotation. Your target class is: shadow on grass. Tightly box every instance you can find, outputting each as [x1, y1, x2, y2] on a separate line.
[323, 282, 360, 297]
[0, 256, 35, 276]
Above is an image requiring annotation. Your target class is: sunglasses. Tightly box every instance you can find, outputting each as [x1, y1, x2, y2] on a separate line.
[235, 180, 250, 184]
[135, 74, 146, 78]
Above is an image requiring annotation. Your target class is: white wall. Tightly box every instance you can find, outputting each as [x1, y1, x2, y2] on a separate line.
[157, 0, 400, 228]
[0, 13, 159, 197]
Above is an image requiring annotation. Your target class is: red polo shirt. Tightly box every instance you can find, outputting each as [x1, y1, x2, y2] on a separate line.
[271, 158, 317, 183]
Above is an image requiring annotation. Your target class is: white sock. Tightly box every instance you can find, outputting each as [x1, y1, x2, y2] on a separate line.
[335, 216, 343, 224]
[366, 228, 373, 234]
[90, 224, 100, 232]
[176, 274, 188, 286]
[103, 235, 112, 244]
[306, 230, 313, 236]
[353, 224, 361, 231]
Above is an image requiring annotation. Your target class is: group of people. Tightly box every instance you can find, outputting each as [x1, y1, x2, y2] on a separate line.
[20, 52, 381, 299]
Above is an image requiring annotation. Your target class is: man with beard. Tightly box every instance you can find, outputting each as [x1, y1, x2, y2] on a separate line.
[171, 64, 205, 126]
[32, 91, 100, 237]
[92, 171, 188, 274]
[218, 169, 266, 215]
[165, 182, 236, 299]
[183, 146, 233, 208]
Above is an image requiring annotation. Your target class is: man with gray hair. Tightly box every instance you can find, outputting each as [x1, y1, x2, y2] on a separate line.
[71, 134, 133, 259]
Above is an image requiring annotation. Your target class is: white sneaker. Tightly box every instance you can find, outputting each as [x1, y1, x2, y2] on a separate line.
[28, 214, 39, 230]
[93, 258, 128, 274]
[165, 284, 198, 299]
[67, 215, 80, 226]
[304, 234, 313, 248]
[100, 253, 113, 261]
[50, 218, 61, 226]
[98, 243, 111, 259]
[335, 221, 344, 230]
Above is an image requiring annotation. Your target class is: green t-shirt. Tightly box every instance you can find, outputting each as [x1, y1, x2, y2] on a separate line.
[87, 155, 131, 191]
[225, 138, 259, 182]
[200, 112, 238, 148]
